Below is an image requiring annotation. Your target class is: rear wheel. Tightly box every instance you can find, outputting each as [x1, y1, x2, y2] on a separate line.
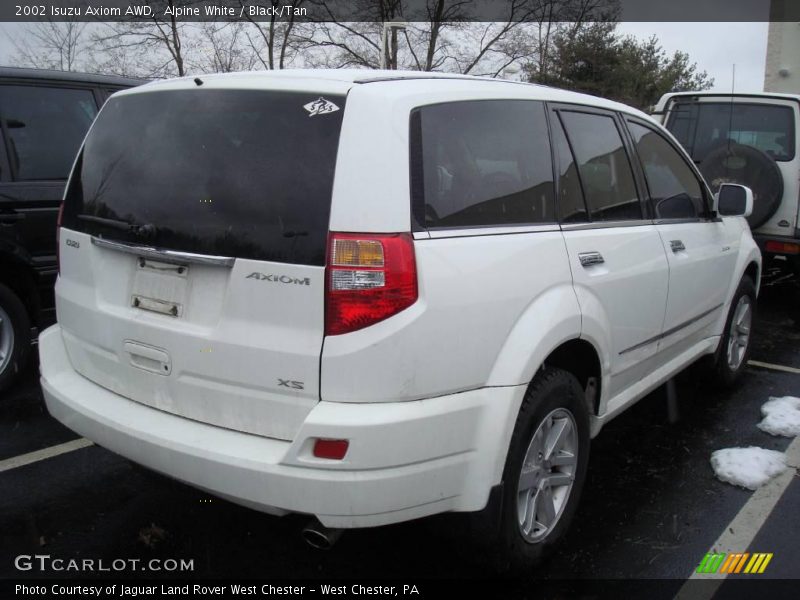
[494, 367, 590, 571]
[0, 282, 31, 393]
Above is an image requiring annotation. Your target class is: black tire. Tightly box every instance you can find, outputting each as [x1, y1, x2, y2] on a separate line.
[706, 276, 757, 388]
[0, 282, 31, 393]
[493, 367, 590, 572]
[699, 143, 783, 229]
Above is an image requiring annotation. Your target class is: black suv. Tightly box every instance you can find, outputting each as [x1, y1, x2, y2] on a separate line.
[0, 67, 143, 391]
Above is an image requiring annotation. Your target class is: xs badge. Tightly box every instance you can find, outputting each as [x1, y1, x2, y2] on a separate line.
[278, 378, 304, 390]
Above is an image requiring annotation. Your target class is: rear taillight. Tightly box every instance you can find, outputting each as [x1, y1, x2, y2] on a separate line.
[765, 240, 800, 255]
[325, 232, 418, 336]
[56, 201, 64, 273]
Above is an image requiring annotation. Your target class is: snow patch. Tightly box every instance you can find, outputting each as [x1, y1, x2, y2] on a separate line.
[758, 396, 800, 437]
[710, 447, 787, 490]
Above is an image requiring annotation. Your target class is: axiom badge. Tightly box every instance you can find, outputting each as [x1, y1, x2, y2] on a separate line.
[246, 273, 310, 286]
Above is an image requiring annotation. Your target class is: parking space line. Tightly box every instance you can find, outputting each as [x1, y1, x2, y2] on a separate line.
[747, 360, 800, 375]
[675, 436, 800, 598]
[0, 438, 94, 474]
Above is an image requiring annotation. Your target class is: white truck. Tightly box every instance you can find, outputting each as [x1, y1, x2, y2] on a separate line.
[654, 91, 800, 275]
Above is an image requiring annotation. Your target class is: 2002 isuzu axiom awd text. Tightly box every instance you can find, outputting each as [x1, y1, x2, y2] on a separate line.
[39, 70, 760, 569]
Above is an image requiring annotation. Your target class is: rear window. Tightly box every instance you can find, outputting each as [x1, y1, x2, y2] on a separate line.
[666, 101, 796, 162]
[410, 100, 555, 229]
[63, 89, 346, 266]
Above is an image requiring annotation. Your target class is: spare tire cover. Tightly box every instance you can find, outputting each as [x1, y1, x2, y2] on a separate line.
[699, 142, 783, 229]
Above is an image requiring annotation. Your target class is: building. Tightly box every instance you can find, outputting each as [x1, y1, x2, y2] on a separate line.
[764, 0, 800, 93]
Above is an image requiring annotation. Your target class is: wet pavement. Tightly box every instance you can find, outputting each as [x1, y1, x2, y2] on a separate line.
[1, 273, 798, 586]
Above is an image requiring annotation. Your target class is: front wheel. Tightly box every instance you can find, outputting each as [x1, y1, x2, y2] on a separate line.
[709, 276, 757, 388]
[494, 367, 590, 571]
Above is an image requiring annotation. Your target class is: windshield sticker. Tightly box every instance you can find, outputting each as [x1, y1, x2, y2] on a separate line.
[303, 97, 340, 117]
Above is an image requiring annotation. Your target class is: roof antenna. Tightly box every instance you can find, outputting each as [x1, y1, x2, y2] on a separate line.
[726, 64, 735, 156]
[194, 77, 204, 86]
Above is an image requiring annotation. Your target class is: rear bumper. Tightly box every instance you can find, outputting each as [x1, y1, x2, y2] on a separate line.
[40, 325, 521, 528]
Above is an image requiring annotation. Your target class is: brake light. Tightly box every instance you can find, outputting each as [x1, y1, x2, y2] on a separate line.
[325, 232, 418, 336]
[56, 201, 64, 273]
[765, 241, 800, 255]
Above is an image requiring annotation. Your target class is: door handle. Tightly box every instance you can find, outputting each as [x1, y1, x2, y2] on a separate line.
[670, 240, 686, 253]
[578, 251, 604, 267]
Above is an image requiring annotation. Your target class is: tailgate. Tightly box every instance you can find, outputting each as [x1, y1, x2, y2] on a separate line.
[55, 83, 348, 441]
[57, 230, 323, 441]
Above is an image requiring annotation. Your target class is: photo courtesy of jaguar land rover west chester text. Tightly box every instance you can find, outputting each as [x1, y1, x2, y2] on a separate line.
[39, 70, 760, 568]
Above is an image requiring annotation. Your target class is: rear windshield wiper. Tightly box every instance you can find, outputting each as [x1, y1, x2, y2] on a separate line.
[77, 214, 155, 236]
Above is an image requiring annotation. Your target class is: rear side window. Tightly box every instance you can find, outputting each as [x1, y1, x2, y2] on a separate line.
[667, 101, 796, 162]
[0, 85, 98, 181]
[627, 121, 705, 219]
[410, 100, 555, 229]
[559, 111, 641, 221]
[63, 90, 346, 266]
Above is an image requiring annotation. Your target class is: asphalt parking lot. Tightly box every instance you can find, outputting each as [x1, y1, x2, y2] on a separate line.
[1, 272, 798, 588]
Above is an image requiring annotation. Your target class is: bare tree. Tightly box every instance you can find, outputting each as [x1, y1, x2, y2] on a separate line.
[11, 19, 90, 71]
[194, 21, 262, 73]
[295, 0, 613, 76]
[90, 0, 199, 78]
[238, 0, 306, 69]
[295, 0, 407, 69]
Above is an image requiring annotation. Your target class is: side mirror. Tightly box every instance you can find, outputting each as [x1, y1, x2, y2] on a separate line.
[716, 183, 753, 217]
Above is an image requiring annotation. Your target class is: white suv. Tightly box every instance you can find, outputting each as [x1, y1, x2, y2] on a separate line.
[40, 70, 760, 568]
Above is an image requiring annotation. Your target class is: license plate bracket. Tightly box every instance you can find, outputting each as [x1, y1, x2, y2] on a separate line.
[131, 258, 189, 318]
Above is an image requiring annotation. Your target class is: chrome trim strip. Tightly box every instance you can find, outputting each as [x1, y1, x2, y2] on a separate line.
[91, 237, 236, 268]
[561, 220, 653, 231]
[653, 218, 704, 225]
[619, 303, 724, 355]
[426, 224, 560, 239]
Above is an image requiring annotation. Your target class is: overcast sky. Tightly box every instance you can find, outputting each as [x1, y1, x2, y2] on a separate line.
[616, 22, 769, 93]
[0, 21, 770, 93]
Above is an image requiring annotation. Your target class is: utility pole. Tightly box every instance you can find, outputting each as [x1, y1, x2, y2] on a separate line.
[379, 22, 408, 70]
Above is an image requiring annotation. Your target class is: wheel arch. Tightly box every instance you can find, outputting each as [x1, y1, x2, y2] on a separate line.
[540, 338, 603, 417]
[744, 260, 760, 293]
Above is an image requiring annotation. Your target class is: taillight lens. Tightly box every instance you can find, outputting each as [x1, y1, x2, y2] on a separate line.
[56, 201, 65, 273]
[765, 240, 800, 255]
[325, 232, 418, 336]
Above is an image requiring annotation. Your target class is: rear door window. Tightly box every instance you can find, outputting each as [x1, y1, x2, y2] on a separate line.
[558, 110, 642, 221]
[63, 89, 347, 266]
[0, 85, 98, 180]
[410, 100, 555, 229]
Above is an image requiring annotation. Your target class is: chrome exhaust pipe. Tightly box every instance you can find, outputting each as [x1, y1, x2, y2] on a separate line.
[302, 518, 343, 550]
